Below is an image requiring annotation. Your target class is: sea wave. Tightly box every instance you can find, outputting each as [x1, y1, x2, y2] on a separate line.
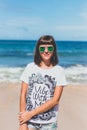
[0, 64, 87, 84]
[0, 67, 24, 82]
[65, 64, 87, 84]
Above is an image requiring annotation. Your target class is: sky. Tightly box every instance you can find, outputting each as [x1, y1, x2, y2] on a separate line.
[0, 0, 87, 41]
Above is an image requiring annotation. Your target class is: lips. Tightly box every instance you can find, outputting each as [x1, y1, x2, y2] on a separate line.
[43, 52, 50, 57]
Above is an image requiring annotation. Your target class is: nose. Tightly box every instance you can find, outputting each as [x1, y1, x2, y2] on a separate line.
[44, 47, 48, 53]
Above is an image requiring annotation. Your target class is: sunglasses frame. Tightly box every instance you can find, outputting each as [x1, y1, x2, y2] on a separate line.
[39, 46, 54, 53]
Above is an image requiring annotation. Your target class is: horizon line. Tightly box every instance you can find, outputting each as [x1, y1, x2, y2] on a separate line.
[0, 39, 87, 42]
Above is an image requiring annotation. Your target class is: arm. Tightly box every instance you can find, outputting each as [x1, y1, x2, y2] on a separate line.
[31, 86, 63, 115]
[19, 81, 28, 129]
[19, 81, 28, 112]
[19, 86, 63, 124]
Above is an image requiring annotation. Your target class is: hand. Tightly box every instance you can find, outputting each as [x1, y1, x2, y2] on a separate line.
[18, 111, 33, 125]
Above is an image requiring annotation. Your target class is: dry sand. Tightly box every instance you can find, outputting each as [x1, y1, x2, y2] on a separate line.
[0, 82, 20, 130]
[0, 82, 87, 130]
[58, 84, 87, 130]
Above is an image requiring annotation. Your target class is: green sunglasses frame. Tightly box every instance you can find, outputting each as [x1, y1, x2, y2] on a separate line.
[39, 46, 54, 52]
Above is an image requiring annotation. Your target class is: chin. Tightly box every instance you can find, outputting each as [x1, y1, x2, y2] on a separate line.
[43, 57, 51, 61]
[41, 55, 52, 61]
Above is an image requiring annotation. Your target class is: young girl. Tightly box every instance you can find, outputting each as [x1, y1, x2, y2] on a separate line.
[19, 35, 67, 130]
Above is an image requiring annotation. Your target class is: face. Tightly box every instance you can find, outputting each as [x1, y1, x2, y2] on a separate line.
[39, 44, 54, 62]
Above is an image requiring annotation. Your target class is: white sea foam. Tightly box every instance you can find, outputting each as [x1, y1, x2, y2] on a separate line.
[0, 64, 87, 84]
[0, 67, 24, 82]
[64, 64, 87, 84]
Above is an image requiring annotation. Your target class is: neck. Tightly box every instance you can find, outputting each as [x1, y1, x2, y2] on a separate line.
[40, 60, 52, 68]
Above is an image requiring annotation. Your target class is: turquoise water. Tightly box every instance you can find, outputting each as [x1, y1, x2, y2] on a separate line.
[0, 40, 87, 83]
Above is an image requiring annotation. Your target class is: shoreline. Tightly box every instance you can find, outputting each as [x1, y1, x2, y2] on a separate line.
[0, 82, 87, 130]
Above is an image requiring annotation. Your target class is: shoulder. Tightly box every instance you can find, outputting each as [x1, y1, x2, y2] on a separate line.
[54, 65, 66, 76]
[26, 62, 35, 68]
[24, 62, 35, 71]
[55, 65, 65, 72]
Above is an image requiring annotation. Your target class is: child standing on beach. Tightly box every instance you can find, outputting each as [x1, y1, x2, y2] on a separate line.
[18, 35, 67, 130]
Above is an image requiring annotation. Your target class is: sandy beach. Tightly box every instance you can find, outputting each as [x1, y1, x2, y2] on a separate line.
[0, 82, 87, 130]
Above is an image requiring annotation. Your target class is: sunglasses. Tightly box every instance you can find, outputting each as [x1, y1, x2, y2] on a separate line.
[39, 46, 54, 52]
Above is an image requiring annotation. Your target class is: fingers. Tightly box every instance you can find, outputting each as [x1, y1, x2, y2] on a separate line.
[18, 111, 29, 125]
[19, 117, 25, 125]
[19, 119, 23, 125]
[18, 113, 27, 125]
[19, 117, 23, 122]
[18, 113, 24, 124]
[19, 117, 27, 125]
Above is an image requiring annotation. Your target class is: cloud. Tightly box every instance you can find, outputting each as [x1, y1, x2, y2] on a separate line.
[7, 17, 44, 26]
[0, 16, 45, 39]
[0, 16, 45, 31]
[50, 24, 87, 41]
[79, 2, 87, 21]
[80, 12, 87, 20]
[0, 2, 6, 9]
[53, 25, 87, 31]
[0, 1, 32, 13]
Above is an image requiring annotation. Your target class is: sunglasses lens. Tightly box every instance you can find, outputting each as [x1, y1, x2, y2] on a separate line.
[48, 46, 54, 52]
[39, 47, 45, 52]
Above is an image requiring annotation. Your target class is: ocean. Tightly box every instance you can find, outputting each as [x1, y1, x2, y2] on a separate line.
[0, 40, 87, 84]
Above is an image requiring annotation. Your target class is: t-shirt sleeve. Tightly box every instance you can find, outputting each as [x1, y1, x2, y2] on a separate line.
[56, 67, 67, 87]
[20, 64, 29, 84]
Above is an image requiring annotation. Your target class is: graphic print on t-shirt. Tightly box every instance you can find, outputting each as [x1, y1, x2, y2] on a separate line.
[26, 73, 57, 121]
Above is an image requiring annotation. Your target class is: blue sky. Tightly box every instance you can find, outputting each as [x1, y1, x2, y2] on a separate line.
[0, 0, 87, 40]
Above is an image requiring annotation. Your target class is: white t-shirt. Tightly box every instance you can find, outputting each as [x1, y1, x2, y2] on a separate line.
[20, 62, 67, 124]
